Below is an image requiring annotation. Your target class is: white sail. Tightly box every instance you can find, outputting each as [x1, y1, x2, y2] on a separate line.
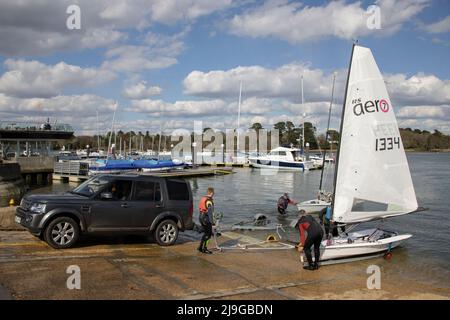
[333, 45, 418, 224]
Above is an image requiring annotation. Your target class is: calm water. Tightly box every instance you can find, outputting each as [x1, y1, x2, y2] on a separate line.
[32, 153, 450, 285]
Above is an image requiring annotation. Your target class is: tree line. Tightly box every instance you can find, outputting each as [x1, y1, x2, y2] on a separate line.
[400, 128, 450, 151]
[62, 124, 449, 152]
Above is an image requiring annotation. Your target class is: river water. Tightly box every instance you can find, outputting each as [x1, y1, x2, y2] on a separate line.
[31, 152, 450, 288]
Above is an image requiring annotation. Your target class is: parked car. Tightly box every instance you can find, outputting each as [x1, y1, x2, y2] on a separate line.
[15, 173, 194, 249]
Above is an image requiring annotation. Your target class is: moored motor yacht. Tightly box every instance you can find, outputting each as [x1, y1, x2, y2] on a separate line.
[248, 146, 314, 171]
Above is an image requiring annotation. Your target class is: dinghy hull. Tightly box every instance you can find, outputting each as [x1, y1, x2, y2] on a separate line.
[315, 228, 411, 262]
[296, 200, 330, 214]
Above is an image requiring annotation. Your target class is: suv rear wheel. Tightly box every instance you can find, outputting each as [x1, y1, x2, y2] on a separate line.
[44, 216, 80, 249]
[155, 219, 178, 246]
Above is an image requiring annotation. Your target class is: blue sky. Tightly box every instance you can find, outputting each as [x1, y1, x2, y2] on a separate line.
[0, 0, 449, 135]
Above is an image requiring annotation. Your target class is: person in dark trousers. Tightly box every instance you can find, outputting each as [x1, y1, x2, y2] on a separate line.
[319, 206, 345, 238]
[277, 193, 297, 215]
[296, 209, 324, 270]
[197, 187, 215, 254]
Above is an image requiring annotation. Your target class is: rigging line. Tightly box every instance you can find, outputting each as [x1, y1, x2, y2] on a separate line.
[319, 72, 336, 191]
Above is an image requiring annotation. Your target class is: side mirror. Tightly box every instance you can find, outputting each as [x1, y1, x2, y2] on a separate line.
[101, 192, 113, 200]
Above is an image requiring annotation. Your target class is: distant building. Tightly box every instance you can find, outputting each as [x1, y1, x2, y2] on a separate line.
[0, 120, 74, 159]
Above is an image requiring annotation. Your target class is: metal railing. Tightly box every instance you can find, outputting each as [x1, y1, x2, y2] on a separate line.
[0, 121, 73, 132]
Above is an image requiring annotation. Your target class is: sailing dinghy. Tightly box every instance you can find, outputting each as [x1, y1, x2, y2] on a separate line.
[312, 44, 424, 263]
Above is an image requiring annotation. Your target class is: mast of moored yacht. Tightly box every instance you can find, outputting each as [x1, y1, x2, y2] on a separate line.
[237, 80, 242, 154]
[301, 75, 304, 151]
[319, 72, 336, 192]
[331, 43, 356, 221]
[107, 101, 118, 160]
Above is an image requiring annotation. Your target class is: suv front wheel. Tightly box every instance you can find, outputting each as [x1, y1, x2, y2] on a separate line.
[155, 219, 178, 246]
[44, 216, 80, 249]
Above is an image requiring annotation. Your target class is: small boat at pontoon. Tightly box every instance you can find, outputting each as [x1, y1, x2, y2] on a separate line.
[248, 147, 314, 171]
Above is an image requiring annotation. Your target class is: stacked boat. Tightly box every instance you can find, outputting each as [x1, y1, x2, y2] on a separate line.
[88, 158, 185, 175]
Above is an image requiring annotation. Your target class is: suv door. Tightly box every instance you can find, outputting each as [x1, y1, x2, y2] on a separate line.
[165, 179, 193, 229]
[130, 179, 165, 228]
[88, 179, 135, 231]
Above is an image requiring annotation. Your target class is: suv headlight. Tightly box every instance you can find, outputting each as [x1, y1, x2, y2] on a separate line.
[30, 203, 46, 213]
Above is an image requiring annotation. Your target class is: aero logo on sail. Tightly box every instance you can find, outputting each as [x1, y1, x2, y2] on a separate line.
[352, 98, 390, 116]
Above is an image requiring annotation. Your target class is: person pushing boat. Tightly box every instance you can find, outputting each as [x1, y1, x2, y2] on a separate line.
[277, 193, 297, 215]
[296, 209, 324, 270]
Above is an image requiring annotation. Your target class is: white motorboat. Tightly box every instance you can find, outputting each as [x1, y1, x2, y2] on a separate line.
[306, 44, 424, 263]
[248, 147, 314, 171]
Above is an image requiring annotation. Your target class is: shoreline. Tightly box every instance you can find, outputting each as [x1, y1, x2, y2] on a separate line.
[0, 230, 449, 300]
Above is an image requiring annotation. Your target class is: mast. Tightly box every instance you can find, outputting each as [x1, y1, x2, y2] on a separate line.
[96, 110, 100, 152]
[301, 75, 305, 151]
[107, 101, 118, 160]
[237, 80, 242, 153]
[319, 72, 336, 191]
[119, 136, 122, 157]
[331, 43, 356, 220]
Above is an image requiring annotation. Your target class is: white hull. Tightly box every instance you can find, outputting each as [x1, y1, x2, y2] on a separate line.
[297, 199, 330, 214]
[249, 159, 313, 171]
[314, 228, 411, 262]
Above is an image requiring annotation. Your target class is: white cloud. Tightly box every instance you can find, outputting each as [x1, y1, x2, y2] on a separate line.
[0, 93, 115, 116]
[0, 59, 116, 98]
[184, 64, 346, 101]
[148, 0, 232, 25]
[122, 81, 162, 99]
[0, 0, 231, 56]
[0, 0, 128, 56]
[127, 96, 299, 118]
[397, 105, 450, 120]
[228, 0, 429, 43]
[422, 15, 450, 34]
[184, 62, 450, 109]
[181, 62, 450, 134]
[385, 73, 450, 106]
[128, 99, 228, 117]
[102, 31, 186, 73]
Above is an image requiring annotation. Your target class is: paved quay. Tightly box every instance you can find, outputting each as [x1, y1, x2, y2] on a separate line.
[0, 230, 449, 300]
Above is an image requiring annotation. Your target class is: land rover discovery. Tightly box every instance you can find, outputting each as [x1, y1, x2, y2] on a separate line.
[15, 174, 194, 249]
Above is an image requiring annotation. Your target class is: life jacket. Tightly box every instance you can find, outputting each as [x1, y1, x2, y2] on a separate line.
[199, 195, 213, 214]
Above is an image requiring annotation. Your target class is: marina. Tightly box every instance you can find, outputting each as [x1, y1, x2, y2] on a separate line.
[0, 0, 449, 304]
[0, 152, 449, 300]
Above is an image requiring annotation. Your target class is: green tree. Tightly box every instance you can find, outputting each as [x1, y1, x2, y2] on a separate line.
[250, 123, 263, 131]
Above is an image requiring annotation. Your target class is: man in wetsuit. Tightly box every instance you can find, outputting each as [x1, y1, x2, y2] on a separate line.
[197, 187, 215, 254]
[277, 193, 297, 215]
[296, 209, 324, 270]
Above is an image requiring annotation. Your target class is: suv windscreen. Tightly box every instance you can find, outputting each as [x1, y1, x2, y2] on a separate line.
[166, 180, 189, 200]
[133, 181, 156, 201]
[72, 177, 110, 197]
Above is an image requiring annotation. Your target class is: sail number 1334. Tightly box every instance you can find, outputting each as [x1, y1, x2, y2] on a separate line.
[375, 136, 400, 151]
